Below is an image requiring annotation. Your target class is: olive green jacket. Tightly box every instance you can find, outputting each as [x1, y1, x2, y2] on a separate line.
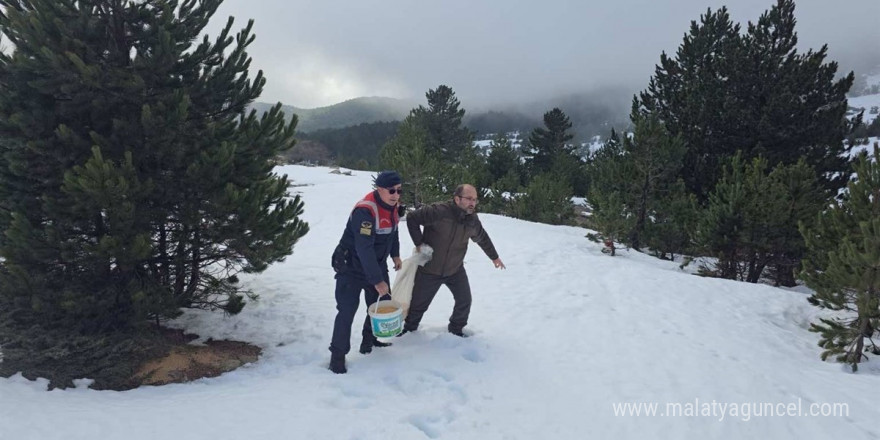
[406, 201, 498, 276]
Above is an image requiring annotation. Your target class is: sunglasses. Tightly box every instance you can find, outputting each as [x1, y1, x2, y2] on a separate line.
[384, 187, 402, 194]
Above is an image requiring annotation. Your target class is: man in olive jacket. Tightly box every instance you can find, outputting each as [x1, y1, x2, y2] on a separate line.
[400, 184, 505, 337]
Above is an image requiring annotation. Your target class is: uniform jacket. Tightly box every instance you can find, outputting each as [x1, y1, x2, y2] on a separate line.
[336, 191, 400, 284]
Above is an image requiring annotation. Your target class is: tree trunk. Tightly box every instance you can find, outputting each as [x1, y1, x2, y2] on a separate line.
[747, 262, 766, 283]
[720, 247, 738, 279]
[158, 222, 168, 285]
[851, 316, 869, 366]
[631, 175, 650, 250]
[173, 224, 189, 299]
[184, 227, 200, 300]
[774, 263, 797, 287]
[746, 252, 766, 283]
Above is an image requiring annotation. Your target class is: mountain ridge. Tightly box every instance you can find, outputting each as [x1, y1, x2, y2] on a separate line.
[251, 96, 416, 134]
[254, 88, 633, 140]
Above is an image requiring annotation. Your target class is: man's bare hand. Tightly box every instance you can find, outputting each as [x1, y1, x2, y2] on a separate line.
[392, 257, 402, 271]
[374, 281, 390, 296]
[493, 258, 506, 270]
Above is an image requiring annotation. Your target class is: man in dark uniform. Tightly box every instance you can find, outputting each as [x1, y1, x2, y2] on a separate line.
[400, 184, 505, 338]
[328, 171, 403, 374]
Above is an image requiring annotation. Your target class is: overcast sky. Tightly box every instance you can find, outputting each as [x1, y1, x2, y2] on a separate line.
[205, 0, 880, 109]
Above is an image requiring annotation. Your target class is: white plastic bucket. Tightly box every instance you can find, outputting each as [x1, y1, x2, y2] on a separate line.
[368, 299, 403, 338]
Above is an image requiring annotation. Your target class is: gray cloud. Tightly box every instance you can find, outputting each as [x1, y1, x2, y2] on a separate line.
[206, 0, 880, 109]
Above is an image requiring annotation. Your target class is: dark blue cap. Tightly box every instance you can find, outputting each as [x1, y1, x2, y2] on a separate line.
[374, 170, 402, 188]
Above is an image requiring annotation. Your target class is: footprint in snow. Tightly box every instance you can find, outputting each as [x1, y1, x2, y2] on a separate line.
[461, 347, 485, 363]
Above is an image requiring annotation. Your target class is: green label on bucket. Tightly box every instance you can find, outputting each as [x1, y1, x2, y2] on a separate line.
[371, 314, 401, 337]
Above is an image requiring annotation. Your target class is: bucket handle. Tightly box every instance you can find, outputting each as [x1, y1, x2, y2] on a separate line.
[371, 289, 395, 337]
[370, 289, 392, 315]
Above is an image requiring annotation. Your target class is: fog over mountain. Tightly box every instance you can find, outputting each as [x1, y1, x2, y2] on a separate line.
[208, 0, 879, 110]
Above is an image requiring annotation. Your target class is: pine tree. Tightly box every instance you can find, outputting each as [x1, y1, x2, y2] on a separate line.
[526, 108, 575, 176]
[695, 154, 826, 283]
[801, 145, 880, 371]
[637, 6, 742, 201]
[637, 0, 854, 201]
[410, 85, 473, 165]
[525, 107, 588, 196]
[586, 130, 634, 254]
[697, 154, 791, 281]
[405, 84, 485, 196]
[509, 173, 573, 225]
[621, 108, 686, 250]
[695, 153, 750, 279]
[486, 133, 522, 186]
[479, 133, 522, 215]
[765, 159, 828, 286]
[737, 157, 791, 283]
[379, 116, 443, 207]
[0, 0, 308, 331]
[642, 180, 699, 261]
[447, 141, 489, 193]
[585, 112, 687, 253]
[587, 190, 631, 257]
[734, 0, 853, 193]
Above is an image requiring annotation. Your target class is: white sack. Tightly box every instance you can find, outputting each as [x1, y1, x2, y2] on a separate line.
[392, 244, 433, 318]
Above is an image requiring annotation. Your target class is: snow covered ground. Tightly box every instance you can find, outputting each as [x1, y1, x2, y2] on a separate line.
[848, 93, 880, 125]
[850, 137, 879, 158]
[846, 81, 879, 158]
[1, 165, 878, 440]
[849, 71, 880, 125]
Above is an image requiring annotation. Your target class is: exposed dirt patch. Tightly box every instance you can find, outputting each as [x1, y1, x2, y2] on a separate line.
[133, 329, 261, 386]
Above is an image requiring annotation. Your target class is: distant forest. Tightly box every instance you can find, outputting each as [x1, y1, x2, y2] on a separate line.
[285, 121, 401, 170]
[278, 96, 630, 168]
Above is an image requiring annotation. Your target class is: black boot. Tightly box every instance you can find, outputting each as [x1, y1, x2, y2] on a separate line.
[359, 336, 392, 354]
[329, 353, 347, 374]
[448, 327, 469, 338]
[396, 326, 417, 337]
[372, 337, 392, 347]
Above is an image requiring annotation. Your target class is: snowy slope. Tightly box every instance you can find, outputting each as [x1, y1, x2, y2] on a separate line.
[849, 93, 880, 125]
[1, 165, 878, 440]
[850, 137, 879, 158]
[849, 70, 880, 158]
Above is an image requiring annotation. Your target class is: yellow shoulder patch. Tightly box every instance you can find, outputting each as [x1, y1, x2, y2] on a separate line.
[360, 221, 372, 236]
